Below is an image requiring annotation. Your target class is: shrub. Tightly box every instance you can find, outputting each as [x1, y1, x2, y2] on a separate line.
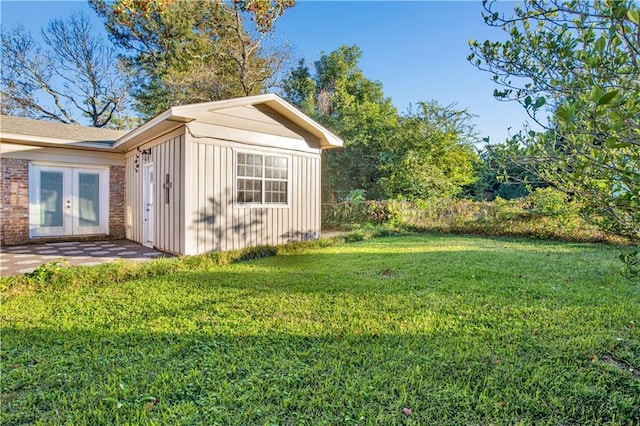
[322, 197, 622, 244]
[527, 187, 574, 217]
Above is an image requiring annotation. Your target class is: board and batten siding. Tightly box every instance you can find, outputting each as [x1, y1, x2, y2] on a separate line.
[125, 127, 185, 254]
[183, 137, 321, 255]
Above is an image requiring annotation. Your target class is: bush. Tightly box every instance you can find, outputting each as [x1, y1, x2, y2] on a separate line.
[527, 187, 575, 217]
[322, 196, 622, 244]
[321, 201, 401, 229]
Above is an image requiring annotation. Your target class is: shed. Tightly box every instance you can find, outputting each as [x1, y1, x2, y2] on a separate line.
[0, 94, 343, 254]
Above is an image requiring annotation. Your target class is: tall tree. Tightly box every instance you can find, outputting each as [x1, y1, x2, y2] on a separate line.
[1, 13, 131, 128]
[469, 0, 640, 241]
[283, 45, 479, 201]
[283, 45, 399, 200]
[378, 102, 480, 200]
[90, 0, 294, 118]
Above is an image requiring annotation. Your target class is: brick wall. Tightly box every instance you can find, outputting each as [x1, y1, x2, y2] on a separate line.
[0, 160, 127, 245]
[1, 158, 30, 245]
[109, 165, 126, 239]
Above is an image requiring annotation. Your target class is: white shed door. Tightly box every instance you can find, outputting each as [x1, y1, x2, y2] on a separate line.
[142, 163, 155, 247]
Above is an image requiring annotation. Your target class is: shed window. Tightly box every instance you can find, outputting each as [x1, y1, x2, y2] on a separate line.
[236, 152, 288, 205]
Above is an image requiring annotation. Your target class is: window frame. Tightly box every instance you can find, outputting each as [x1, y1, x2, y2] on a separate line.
[234, 150, 291, 208]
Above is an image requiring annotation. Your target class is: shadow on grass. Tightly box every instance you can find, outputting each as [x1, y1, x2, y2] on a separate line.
[3, 325, 639, 425]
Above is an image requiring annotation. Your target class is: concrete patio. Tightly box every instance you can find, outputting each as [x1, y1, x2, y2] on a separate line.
[0, 240, 168, 277]
[0, 231, 347, 277]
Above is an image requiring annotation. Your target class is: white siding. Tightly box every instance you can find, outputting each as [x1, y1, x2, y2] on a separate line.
[125, 127, 185, 254]
[184, 137, 322, 255]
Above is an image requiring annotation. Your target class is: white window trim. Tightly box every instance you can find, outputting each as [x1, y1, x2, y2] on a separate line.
[233, 149, 291, 208]
[28, 161, 110, 238]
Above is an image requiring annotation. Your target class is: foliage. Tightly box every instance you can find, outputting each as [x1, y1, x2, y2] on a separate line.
[302, 45, 399, 200]
[527, 187, 575, 218]
[2, 235, 638, 424]
[322, 195, 620, 244]
[471, 138, 547, 200]
[0, 13, 132, 128]
[469, 0, 640, 241]
[90, 0, 294, 118]
[24, 260, 70, 285]
[619, 248, 640, 282]
[378, 101, 480, 199]
[282, 45, 480, 201]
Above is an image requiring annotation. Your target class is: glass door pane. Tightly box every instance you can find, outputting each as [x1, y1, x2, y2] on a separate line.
[78, 172, 100, 227]
[72, 168, 107, 235]
[30, 166, 71, 237]
[40, 171, 64, 227]
[30, 165, 108, 237]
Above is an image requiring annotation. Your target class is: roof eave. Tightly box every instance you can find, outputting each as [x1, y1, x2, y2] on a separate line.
[259, 96, 344, 149]
[0, 132, 117, 151]
[111, 108, 194, 152]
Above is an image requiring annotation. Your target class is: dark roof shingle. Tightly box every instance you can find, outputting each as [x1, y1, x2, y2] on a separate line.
[0, 115, 127, 144]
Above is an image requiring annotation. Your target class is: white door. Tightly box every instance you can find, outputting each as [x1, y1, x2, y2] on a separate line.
[30, 164, 108, 237]
[142, 163, 155, 247]
[72, 168, 109, 235]
[30, 166, 72, 236]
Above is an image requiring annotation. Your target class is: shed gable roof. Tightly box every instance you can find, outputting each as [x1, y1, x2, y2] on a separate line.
[113, 94, 343, 152]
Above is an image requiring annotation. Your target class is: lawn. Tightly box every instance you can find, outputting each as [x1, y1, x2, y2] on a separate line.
[1, 234, 639, 425]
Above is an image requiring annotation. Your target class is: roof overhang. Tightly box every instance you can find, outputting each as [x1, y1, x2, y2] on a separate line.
[112, 93, 344, 152]
[0, 132, 115, 151]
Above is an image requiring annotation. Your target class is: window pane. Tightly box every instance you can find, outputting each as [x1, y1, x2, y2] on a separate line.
[40, 171, 63, 227]
[237, 178, 262, 203]
[265, 180, 287, 204]
[78, 173, 100, 227]
[265, 156, 287, 180]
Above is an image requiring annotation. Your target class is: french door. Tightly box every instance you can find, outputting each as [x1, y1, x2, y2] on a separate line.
[29, 164, 109, 237]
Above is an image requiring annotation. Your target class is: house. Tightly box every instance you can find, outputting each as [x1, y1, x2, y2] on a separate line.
[0, 94, 343, 255]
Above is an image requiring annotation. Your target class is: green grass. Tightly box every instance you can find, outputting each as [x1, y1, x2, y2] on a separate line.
[2, 234, 639, 425]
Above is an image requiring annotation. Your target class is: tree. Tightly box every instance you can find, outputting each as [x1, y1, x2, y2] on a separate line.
[90, 0, 294, 118]
[469, 0, 639, 241]
[283, 45, 400, 200]
[469, 138, 547, 200]
[1, 13, 131, 128]
[378, 102, 480, 200]
[283, 45, 479, 201]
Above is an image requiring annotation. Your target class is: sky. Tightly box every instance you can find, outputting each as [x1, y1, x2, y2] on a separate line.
[0, 0, 534, 146]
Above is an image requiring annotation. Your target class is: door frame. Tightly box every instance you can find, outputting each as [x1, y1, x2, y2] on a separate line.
[142, 162, 155, 248]
[29, 162, 109, 238]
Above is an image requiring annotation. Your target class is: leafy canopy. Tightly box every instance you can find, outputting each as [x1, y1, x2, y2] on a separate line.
[470, 0, 640, 241]
[90, 0, 294, 118]
[283, 45, 479, 201]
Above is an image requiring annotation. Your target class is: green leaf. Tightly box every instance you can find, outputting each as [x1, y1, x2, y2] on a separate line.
[534, 97, 546, 109]
[594, 37, 606, 53]
[628, 9, 640, 24]
[614, 5, 628, 19]
[590, 86, 602, 103]
[597, 90, 618, 106]
[556, 106, 571, 122]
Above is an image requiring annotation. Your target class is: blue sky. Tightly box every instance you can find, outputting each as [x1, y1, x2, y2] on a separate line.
[1, 0, 534, 146]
